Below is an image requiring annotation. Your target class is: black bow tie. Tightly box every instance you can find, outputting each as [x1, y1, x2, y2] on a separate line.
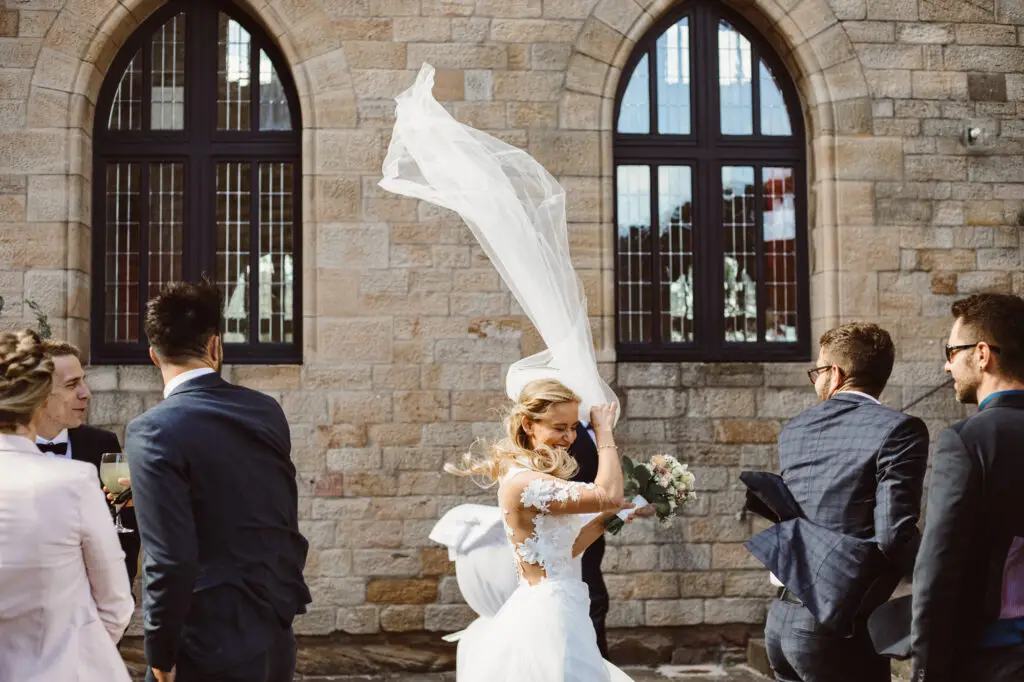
[38, 441, 68, 455]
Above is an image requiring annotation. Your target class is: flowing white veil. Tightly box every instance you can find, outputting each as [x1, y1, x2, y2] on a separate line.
[379, 63, 618, 421]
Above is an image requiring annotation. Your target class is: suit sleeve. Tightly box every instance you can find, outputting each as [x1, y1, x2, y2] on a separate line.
[78, 467, 134, 642]
[126, 416, 198, 672]
[911, 427, 982, 682]
[874, 416, 929, 576]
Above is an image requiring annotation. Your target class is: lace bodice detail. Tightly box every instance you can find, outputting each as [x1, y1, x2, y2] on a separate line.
[500, 469, 596, 585]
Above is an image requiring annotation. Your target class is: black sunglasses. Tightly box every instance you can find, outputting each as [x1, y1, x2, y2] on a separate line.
[807, 366, 832, 384]
[945, 343, 1001, 362]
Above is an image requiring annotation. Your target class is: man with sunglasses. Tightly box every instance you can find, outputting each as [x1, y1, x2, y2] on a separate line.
[912, 293, 1024, 682]
[764, 323, 929, 682]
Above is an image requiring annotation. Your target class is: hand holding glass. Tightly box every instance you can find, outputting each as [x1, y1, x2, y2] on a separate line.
[100, 453, 132, 534]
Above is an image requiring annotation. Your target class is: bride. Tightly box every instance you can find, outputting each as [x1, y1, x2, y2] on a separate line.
[445, 378, 635, 682]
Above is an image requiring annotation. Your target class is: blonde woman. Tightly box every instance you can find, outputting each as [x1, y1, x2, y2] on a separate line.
[447, 378, 635, 682]
[0, 330, 133, 682]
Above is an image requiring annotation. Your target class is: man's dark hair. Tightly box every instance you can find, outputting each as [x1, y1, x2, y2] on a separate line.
[819, 322, 896, 398]
[951, 293, 1024, 382]
[144, 279, 222, 363]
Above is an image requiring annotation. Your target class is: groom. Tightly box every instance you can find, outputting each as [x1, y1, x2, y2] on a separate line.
[127, 280, 310, 682]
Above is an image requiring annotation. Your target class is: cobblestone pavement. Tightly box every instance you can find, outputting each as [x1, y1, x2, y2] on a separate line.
[292, 665, 769, 681]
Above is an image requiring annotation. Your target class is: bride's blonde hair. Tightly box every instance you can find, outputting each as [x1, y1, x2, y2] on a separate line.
[446, 378, 581, 483]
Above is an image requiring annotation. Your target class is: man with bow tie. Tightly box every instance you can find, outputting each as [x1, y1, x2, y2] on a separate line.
[35, 340, 140, 589]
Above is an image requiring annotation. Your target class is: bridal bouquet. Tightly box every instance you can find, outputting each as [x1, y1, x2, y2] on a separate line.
[605, 455, 697, 535]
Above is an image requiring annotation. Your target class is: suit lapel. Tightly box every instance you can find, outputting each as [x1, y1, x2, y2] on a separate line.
[68, 427, 102, 472]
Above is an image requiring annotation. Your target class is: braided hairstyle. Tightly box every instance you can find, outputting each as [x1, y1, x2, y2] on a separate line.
[0, 329, 54, 434]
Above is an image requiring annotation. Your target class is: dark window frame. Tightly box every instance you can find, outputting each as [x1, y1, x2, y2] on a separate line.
[613, 1, 810, 363]
[91, 0, 303, 365]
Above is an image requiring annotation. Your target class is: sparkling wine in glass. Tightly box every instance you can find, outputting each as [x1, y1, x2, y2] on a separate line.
[100, 452, 132, 534]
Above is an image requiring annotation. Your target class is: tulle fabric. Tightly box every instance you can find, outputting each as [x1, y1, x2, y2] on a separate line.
[379, 63, 618, 423]
[454, 579, 634, 682]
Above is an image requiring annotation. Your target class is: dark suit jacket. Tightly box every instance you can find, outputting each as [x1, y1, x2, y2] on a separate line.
[68, 424, 141, 587]
[911, 391, 1024, 682]
[126, 373, 310, 673]
[569, 423, 605, 574]
[770, 392, 928, 626]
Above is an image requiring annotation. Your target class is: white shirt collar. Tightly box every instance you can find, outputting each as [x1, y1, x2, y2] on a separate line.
[164, 367, 217, 399]
[838, 390, 881, 404]
[0, 433, 41, 453]
[36, 429, 69, 445]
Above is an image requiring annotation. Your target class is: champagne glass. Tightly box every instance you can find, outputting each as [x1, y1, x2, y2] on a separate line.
[100, 452, 132, 534]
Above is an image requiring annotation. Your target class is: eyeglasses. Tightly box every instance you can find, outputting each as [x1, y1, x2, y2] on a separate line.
[944, 343, 1001, 362]
[807, 366, 832, 384]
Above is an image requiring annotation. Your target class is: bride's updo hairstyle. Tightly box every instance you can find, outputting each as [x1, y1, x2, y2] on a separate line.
[0, 330, 54, 434]
[446, 378, 580, 483]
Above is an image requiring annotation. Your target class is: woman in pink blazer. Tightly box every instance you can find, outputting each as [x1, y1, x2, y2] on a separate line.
[0, 329, 134, 682]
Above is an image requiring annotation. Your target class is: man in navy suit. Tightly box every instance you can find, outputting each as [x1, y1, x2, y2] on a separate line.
[127, 280, 310, 682]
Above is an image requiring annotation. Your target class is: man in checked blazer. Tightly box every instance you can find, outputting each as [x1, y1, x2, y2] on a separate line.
[764, 323, 930, 682]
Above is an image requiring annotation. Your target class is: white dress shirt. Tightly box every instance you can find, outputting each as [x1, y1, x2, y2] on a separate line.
[36, 428, 71, 459]
[163, 367, 216, 399]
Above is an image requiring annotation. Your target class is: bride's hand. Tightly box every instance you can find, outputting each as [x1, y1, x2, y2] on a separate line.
[590, 403, 617, 433]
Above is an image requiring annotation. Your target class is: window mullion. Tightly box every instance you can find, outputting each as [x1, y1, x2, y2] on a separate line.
[650, 164, 662, 347]
[248, 161, 260, 345]
[754, 164, 767, 344]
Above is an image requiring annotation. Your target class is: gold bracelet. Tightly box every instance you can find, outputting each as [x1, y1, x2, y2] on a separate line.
[598, 444, 618, 451]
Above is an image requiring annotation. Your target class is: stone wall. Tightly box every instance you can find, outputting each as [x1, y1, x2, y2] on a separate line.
[0, 0, 1021, 665]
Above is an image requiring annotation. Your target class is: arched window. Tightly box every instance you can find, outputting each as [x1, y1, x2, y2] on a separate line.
[614, 2, 809, 363]
[92, 0, 301, 364]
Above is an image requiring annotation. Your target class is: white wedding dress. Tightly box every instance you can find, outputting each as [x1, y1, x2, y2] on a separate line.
[450, 466, 634, 682]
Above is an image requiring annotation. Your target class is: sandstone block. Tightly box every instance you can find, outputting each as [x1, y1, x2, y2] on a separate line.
[704, 597, 768, 624]
[493, 70, 564, 101]
[712, 543, 763, 570]
[835, 136, 903, 181]
[645, 599, 704, 626]
[407, 43, 506, 70]
[867, 0, 918, 19]
[679, 571, 726, 598]
[593, 0, 642, 35]
[319, 319, 393, 363]
[293, 609, 336, 635]
[489, 19, 581, 43]
[380, 605, 425, 632]
[725, 571, 779, 598]
[367, 578, 439, 604]
[544, 0, 601, 19]
[336, 606, 380, 634]
[856, 44, 923, 69]
[327, 447, 383, 472]
[603, 544, 659, 572]
[607, 600, 645, 627]
[315, 131, 384, 174]
[424, 548, 456, 578]
[956, 23, 1017, 45]
[352, 550, 421, 576]
[917, 249, 978, 271]
[946, 46, 1022, 72]
[712, 419, 781, 445]
[625, 388, 686, 419]
[659, 543, 713, 571]
[424, 604, 476, 631]
[618, 363, 681, 387]
[687, 388, 756, 418]
[394, 390, 451, 422]
[565, 53, 609, 96]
